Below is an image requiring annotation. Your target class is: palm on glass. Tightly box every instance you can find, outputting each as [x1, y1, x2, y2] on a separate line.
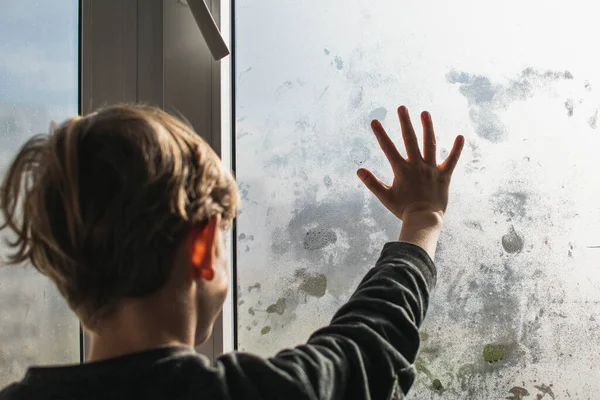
[357, 106, 464, 220]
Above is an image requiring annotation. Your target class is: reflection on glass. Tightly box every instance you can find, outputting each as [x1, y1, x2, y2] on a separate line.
[235, 0, 600, 398]
[0, 0, 80, 387]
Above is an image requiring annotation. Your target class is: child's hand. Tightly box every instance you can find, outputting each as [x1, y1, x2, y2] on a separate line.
[357, 106, 464, 221]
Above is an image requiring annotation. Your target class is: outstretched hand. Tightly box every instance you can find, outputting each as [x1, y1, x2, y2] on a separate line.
[357, 106, 464, 221]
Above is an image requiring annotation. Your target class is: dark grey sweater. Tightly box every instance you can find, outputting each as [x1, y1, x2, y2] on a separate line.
[0, 242, 436, 400]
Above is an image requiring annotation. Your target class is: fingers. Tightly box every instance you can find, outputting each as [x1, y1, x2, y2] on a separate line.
[421, 111, 437, 166]
[439, 135, 465, 176]
[398, 106, 422, 162]
[371, 120, 407, 173]
[357, 168, 389, 201]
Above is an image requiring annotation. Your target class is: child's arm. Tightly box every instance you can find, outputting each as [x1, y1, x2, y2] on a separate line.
[216, 107, 464, 399]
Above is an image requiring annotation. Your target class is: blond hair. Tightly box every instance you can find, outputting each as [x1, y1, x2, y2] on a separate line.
[0, 104, 238, 326]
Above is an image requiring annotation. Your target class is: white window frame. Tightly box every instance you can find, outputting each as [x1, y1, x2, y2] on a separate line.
[80, 0, 234, 362]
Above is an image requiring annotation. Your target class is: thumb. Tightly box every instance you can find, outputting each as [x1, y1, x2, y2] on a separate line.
[357, 168, 388, 201]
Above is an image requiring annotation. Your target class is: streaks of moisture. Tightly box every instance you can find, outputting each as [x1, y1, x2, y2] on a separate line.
[369, 107, 388, 121]
[483, 344, 506, 363]
[455, 363, 477, 393]
[271, 189, 398, 297]
[304, 228, 337, 250]
[351, 86, 364, 108]
[568, 243, 574, 258]
[447, 68, 574, 142]
[465, 148, 484, 172]
[238, 66, 253, 82]
[295, 120, 310, 132]
[316, 86, 330, 102]
[493, 191, 528, 219]
[237, 130, 250, 140]
[465, 221, 483, 231]
[589, 110, 598, 129]
[247, 193, 399, 343]
[244, 289, 300, 340]
[239, 182, 250, 201]
[266, 155, 290, 168]
[266, 297, 287, 315]
[565, 98, 574, 117]
[295, 269, 327, 298]
[248, 283, 261, 292]
[534, 384, 555, 399]
[507, 386, 530, 400]
[447, 71, 497, 104]
[470, 109, 506, 143]
[261, 326, 271, 335]
[350, 142, 370, 165]
[440, 147, 449, 159]
[415, 358, 434, 381]
[431, 379, 444, 393]
[415, 356, 445, 394]
[502, 226, 524, 254]
[438, 251, 529, 365]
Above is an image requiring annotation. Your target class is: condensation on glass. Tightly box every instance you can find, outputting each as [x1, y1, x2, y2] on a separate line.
[0, 0, 80, 387]
[235, 0, 600, 398]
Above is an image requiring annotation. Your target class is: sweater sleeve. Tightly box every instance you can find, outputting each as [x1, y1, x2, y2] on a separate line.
[216, 242, 436, 400]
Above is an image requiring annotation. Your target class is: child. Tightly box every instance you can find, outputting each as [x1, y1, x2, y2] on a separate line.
[0, 104, 463, 399]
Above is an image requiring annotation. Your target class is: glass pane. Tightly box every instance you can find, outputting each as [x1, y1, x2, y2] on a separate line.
[0, 0, 80, 387]
[235, 0, 600, 398]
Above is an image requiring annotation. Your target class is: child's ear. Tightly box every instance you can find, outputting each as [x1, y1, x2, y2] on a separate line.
[190, 216, 219, 281]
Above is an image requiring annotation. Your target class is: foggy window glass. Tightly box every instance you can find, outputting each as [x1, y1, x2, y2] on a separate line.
[234, 0, 600, 398]
[0, 0, 80, 386]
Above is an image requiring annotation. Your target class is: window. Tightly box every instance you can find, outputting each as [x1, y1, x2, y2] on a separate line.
[234, 0, 600, 398]
[0, 0, 80, 385]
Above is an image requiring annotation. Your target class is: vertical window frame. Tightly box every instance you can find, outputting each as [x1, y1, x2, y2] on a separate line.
[79, 0, 233, 362]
